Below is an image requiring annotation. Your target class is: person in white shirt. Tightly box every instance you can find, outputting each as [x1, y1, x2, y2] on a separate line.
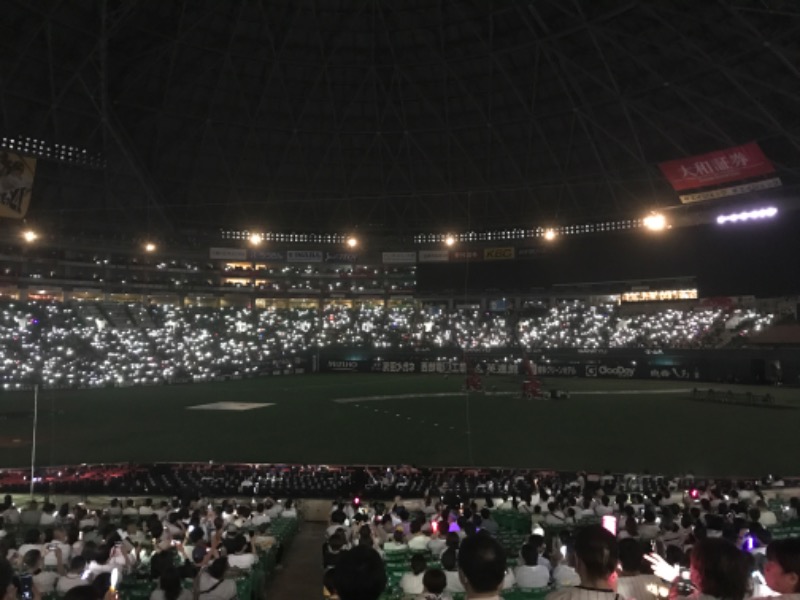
[57, 556, 89, 594]
[383, 531, 408, 553]
[638, 510, 660, 540]
[754, 538, 800, 600]
[546, 525, 618, 600]
[615, 538, 662, 600]
[427, 527, 447, 556]
[39, 504, 57, 528]
[757, 501, 779, 527]
[595, 496, 614, 517]
[408, 520, 431, 551]
[456, 532, 507, 599]
[122, 500, 139, 517]
[44, 528, 72, 568]
[107, 499, 122, 518]
[441, 549, 465, 595]
[264, 499, 283, 520]
[23, 548, 64, 595]
[250, 503, 270, 527]
[139, 499, 155, 517]
[281, 499, 298, 519]
[400, 554, 427, 596]
[226, 535, 257, 570]
[514, 544, 550, 589]
[196, 557, 237, 600]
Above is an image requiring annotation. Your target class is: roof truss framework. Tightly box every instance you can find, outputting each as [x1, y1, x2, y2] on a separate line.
[0, 0, 799, 235]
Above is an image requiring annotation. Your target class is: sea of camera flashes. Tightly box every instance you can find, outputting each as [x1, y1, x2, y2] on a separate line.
[0, 301, 774, 390]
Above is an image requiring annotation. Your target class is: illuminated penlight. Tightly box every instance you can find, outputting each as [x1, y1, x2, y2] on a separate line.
[144, 242, 156, 253]
[22, 230, 38, 243]
[444, 235, 456, 247]
[346, 236, 358, 248]
[249, 233, 263, 246]
[544, 229, 557, 241]
[716, 206, 777, 225]
[643, 213, 667, 231]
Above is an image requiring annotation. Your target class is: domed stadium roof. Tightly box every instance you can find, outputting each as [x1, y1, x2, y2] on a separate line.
[2, 0, 799, 235]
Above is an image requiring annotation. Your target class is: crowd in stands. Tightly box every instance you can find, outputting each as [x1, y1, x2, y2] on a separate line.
[0, 300, 777, 389]
[321, 475, 800, 600]
[0, 495, 298, 600]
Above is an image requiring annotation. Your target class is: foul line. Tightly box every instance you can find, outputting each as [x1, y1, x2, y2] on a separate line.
[332, 389, 692, 403]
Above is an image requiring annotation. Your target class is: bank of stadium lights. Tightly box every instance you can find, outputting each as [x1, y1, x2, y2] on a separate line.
[249, 233, 263, 246]
[22, 230, 38, 243]
[144, 242, 157, 253]
[413, 219, 642, 244]
[716, 206, 777, 225]
[444, 235, 456, 247]
[346, 236, 358, 248]
[643, 212, 668, 232]
[0, 135, 105, 169]
[220, 230, 346, 245]
[544, 229, 557, 241]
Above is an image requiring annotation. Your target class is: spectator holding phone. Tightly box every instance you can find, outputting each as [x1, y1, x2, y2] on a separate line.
[547, 525, 618, 600]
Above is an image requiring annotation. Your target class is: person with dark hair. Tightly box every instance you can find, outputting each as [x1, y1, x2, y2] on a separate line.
[332, 546, 386, 600]
[688, 538, 751, 600]
[420, 568, 450, 600]
[58, 556, 89, 594]
[457, 531, 507, 598]
[324, 531, 349, 569]
[408, 519, 431, 551]
[226, 534, 257, 570]
[150, 568, 192, 600]
[384, 530, 408, 552]
[0, 558, 17, 600]
[441, 548, 466, 595]
[616, 539, 660, 600]
[756, 538, 800, 598]
[480, 508, 499, 536]
[23, 548, 64, 594]
[400, 554, 427, 596]
[514, 543, 550, 589]
[196, 557, 236, 600]
[548, 525, 618, 600]
[63, 586, 97, 600]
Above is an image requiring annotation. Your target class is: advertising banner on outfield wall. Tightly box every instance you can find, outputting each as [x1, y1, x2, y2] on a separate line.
[418, 250, 450, 263]
[210, 247, 248, 260]
[382, 252, 417, 264]
[0, 151, 36, 219]
[325, 252, 358, 263]
[287, 250, 323, 263]
[451, 250, 481, 261]
[250, 250, 285, 261]
[484, 247, 515, 260]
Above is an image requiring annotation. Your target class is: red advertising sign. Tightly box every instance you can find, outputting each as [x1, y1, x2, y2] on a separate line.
[658, 142, 775, 191]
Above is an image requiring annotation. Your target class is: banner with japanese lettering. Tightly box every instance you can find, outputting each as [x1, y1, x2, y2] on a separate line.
[0, 151, 36, 219]
[658, 142, 777, 202]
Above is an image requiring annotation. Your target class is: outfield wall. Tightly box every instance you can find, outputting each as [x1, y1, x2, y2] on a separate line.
[318, 347, 800, 386]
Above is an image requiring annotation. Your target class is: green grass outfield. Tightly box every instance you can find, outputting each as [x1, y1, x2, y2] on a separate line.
[0, 375, 798, 476]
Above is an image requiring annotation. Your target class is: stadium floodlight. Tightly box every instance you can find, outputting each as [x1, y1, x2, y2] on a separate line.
[346, 236, 358, 248]
[544, 229, 557, 241]
[22, 230, 38, 243]
[444, 235, 456, 247]
[643, 212, 667, 231]
[249, 233, 263, 246]
[144, 242, 157, 253]
[716, 206, 777, 225]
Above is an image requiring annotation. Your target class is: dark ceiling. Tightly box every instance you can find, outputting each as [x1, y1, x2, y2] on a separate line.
[2, 0, 800, 236]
